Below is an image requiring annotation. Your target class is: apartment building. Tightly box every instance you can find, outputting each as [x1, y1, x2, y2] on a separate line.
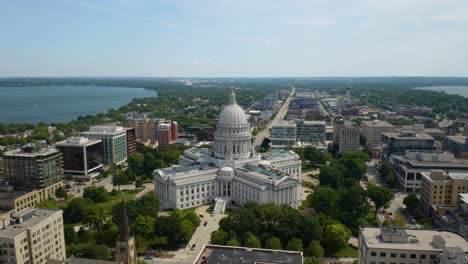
[80, 126, 127, 165]
[156, 121, 178, 146]
[358, 227, 468, 264]
[390, 151, 468, 193]
[333, 121, 360, 153]
[0, 181, 63, 212]
[127, 117, 166, 142]
[420, 170, 468, 217]
[0, 208, 66, 264]
[3, 145, 63, 191]
[124, 127, 136, 155]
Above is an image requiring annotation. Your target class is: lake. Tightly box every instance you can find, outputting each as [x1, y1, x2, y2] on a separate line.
[415, 86, 468, 98]
[0, 86, 156, 123]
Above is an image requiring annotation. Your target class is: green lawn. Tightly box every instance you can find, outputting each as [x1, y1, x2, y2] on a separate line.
[335, 245, 358, 258]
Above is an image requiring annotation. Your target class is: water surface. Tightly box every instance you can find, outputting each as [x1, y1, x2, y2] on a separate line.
[415, 86, 468, 98]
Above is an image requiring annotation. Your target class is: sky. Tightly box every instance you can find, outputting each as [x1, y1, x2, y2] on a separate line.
[0, 0, 468, 77]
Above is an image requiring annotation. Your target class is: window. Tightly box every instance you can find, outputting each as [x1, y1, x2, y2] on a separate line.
[380, 252, 386, 257]
[430, 255, 436, 260]
[410, 254, 416, 259]
[420, 254, 426, 259]
[400, 253, 406, 258]
[390, 253, 397, 258]
[371, 252, 377, 257]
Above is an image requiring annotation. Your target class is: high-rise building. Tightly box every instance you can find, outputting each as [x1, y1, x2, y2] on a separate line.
[295, 120, 326, 144]
[391, 151, 468, 193]
[333, 121, 360, 153]
[56, 137, 103, 177]
[360, 120, 396, 147]
[80, 126, 127, 165]
[115, 200, 137, 264]
[271, 122, 297, 149]
[156, 121, 178, 146]
[124, 127, 136, 156]
[3, 145, 63, 191]
[420, 170, 468, 216]
[382, 130, 436, 159]
[127, 117, 167, 142]
[185, 126, 214, 141]
[0, 208, 66, 264]
[358, 227, 468, 264]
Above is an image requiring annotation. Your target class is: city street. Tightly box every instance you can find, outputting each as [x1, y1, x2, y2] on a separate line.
[253, 86, 295, 150]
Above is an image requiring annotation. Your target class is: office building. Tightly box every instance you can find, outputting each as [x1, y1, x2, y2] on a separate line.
[56, 137, 103, 177]
[295, 120, 326, 144]
[333, 121, 360, 153]
[0, 181, 63, 212]
[447, 136, 468, 159]
[194, 244, 303, 264]
[0, 208, 66, 264]
[420, 170, 468, 217]
[271, 122, 297, 149]
[358, 227, 468, 264]
[391, 151, 468, 193]
[156, 121, 178, 146]
[127, 117, 167, 142]
[154, 89, 302, 210]
[360, 120, 396, 146]
[81, 126, 127, 165]
[3, 145, 63, 191]
[382, 131, 436, 159]
[185, 126, 214, 141]
[124, 127, 136, 156]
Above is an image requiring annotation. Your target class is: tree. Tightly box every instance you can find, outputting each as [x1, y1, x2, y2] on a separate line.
[367, 185, 393, 219]
[319, 164, 345, 188]
[265, 236, 282, 250]
[131, 215, 155, 238]
[226, 237, 241, 247]
[403, 194, 420, 213]
[127, 153, 145, 175]
[55, 186, 68, 200]
[287, 238, 303, 252]
[304, 146, 326, 165]
[135, 176, 144, 189]
[64, 198, 94, 223]
[83, 204, 111, 233]
[112, 171, 128, 191]
[244, 233, 261, 248]
[322, 224, 350, 255]
[304, 257, 321, 264]
[35, 199, 59, 209]
[64, 225, 78, 244]
[83, 186, 109, 203]
[309, 187, 340, 217]
[306, 240, 324, 257]
[211, 230, 229, 245]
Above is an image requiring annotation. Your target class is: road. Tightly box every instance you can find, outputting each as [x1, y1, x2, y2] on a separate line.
[253, 86, 295, 150]
[146, 205, 226, 264]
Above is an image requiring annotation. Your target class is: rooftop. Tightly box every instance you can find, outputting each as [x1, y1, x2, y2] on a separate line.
[459, 193, 468, 205]
[0, 209, 61, 238]
[262, 150, 298, 160]
[240, 163, 287, 180]
[194, 244, 303, 264]
[383, 131, 434, 140]
[81, 125, 126, 135]
[56, 137, 102, 147]
[163, 163, 216, 175]
[360, 227, 468, 252]
[4, 145, 59, 157]
[448, 136, 468, 145]
[361, 120, 394, 127]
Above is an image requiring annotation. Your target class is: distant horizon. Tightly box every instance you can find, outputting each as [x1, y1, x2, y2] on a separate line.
[2, 76, 468, 79]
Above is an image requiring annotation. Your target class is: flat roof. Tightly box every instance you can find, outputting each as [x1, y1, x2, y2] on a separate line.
[383, 132, 434, 140]
[56, 138, 101, 147]
[361, 227, 468, 252]
[195, 245, 302, 264]
[3, 147, 59, 157]
[0, 190, 31, 200]
[362, 120, 394, 127]
[448, 136, 467, 145]
[262, 150, 298, 160]
[0, 209, 61, 238]
[240, 163, 287, 180]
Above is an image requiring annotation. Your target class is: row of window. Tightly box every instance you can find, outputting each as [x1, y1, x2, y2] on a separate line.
[370, 251, 435, 259]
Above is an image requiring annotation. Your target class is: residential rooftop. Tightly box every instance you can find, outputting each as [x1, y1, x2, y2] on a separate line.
[3, 145, 59, 157]
[194, 244, 303, 264]
[0, 209, 61, 238]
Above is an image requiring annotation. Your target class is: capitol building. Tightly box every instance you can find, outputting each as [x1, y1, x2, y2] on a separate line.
[153, 89, 302, 211]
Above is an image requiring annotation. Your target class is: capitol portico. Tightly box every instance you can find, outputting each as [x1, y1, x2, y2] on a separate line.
[154, 88, 302, 211]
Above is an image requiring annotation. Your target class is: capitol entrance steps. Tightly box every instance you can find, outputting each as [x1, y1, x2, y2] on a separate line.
[213, 197, 228, 214]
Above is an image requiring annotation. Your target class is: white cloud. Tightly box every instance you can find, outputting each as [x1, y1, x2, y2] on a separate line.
[263, 39, 273, 45]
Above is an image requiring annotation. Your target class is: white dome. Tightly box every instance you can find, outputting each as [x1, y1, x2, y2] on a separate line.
[220, 166, 234, 173]
[218, 104, 248, 127]
[259, 160, 271, 166]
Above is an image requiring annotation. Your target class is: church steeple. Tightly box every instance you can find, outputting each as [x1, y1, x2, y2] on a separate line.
[229, 86, 237, 105]
[116, 200, 137, 264]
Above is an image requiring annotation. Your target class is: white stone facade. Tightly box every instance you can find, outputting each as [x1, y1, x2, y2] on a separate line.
[154, 89, 302, 210]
